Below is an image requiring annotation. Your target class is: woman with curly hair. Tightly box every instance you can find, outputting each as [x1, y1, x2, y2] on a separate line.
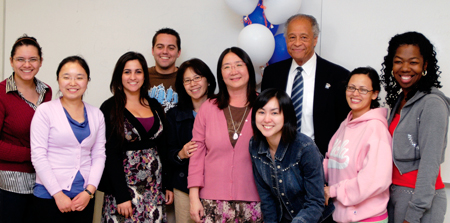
[381, 31, 448, 223]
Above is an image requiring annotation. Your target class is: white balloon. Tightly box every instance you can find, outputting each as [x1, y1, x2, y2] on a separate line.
[264, 0, 302, 24]
[224, 0, 259, 16]
[237, 24, 275, 67]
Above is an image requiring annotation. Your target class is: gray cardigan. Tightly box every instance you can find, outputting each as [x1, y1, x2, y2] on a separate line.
[388, 87, 449, 222]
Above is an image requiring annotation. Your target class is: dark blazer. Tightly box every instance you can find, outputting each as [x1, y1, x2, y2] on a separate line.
[261, 55, 350, 155]
[166, 106, 195, 194]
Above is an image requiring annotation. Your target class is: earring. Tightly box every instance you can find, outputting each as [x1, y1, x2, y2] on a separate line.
[391, 70, 394, 76]
[208, 83, 210, 86]
[422, 70, 427, 76]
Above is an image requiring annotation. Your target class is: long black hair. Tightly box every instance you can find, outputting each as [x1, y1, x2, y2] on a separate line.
[109, 51, 150, 141]
[213, 47, 257, 109]
[381, 31, 441, 108]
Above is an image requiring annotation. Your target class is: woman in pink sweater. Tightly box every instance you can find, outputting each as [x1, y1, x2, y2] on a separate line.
[188, 47, 261, 222]
[323, 67, 392, 223]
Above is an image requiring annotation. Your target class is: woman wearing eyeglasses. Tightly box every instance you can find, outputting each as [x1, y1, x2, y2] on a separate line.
[188, 47, 262, 223]
[0, 35, 52, 223]
[323, 67, 392, 223]
[166, 58, 216, 223]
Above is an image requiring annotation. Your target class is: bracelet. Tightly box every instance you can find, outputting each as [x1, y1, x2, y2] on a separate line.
[177, 154, 183, 162]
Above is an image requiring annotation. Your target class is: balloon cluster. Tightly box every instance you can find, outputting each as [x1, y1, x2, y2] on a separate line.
[225, 0, 302, 84]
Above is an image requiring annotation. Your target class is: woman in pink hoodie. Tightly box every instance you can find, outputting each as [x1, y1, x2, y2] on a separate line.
[323, 67, 392, 223]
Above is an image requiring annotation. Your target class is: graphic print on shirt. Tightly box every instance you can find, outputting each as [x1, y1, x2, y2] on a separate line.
[328, 139, 350, 169]
[149, 83, 178, 112]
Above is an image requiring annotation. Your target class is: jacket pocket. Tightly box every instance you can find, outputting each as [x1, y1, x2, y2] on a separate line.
[393, 132, 420, 161]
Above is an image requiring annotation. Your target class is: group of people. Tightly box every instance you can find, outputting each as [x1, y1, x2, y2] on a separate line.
[0, 13, 447, 223]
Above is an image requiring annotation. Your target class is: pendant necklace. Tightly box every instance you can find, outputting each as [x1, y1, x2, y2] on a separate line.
[228, 105, 248, 140]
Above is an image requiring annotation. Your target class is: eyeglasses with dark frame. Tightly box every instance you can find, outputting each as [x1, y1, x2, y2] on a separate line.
[183, 76, 204, 85]
[346, 85, 373, 95]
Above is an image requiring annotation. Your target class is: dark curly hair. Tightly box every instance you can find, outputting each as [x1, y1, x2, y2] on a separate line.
[381, 31, 441, 108]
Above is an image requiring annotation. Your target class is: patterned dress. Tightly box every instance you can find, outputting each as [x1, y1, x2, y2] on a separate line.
[102, 112, 166, 223]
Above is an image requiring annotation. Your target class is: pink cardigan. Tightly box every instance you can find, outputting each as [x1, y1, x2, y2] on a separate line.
[188, 99, 260, 202]
[31, 99, 106, 196]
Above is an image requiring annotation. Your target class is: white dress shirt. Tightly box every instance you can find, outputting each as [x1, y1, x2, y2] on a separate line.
[286, 54, 316, 140]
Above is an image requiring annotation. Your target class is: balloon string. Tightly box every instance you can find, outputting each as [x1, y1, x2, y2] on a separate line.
[260, 1, 269, 28]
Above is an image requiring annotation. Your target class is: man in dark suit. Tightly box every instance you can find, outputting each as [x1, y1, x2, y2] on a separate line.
[261, 14, 350, 157]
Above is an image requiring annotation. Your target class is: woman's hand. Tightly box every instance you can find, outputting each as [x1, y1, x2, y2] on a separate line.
[324, 185, 330, 206]
[53, 191, 73, 213]
[189, 187, 204, 223]
[71, 185, 95, 211]
[178, 141, 198, 159]
[117, 200, 133, 218]
[165, 190, 174, 205]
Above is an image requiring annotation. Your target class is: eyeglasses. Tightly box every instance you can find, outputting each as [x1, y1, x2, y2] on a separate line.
[222, 61, 246, 71]
[346, 85, 373, 95]
[183, 76, 203, 85]
[14, 57, 40, 64]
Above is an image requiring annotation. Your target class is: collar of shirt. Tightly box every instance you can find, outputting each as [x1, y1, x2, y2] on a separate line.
[5, 73, 49, 109]
[289, 53, 317, 79]
[6, 73, 48, 94]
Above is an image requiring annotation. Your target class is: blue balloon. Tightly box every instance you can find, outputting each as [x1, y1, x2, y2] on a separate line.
[243, 0, 278, 35]
[268, 34, 291, 65]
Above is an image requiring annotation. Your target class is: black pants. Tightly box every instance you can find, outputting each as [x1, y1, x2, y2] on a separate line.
[32, 195, 95, 223]
[0, 189, 33, 223]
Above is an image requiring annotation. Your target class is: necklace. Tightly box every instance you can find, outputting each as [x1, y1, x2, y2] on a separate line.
[228, 105, 248, 140]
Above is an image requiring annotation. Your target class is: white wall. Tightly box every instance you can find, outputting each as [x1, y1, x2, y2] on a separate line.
[1, 0, 449, 222]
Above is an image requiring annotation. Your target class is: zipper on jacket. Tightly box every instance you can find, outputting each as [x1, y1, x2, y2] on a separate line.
[392, 109, 403, 175]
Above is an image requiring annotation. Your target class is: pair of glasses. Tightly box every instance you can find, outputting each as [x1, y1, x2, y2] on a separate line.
[222, 61, 246, 71]
[346, 86, 373, 95]
[183, 76, 203, 85]
[14, 57, 40, 64]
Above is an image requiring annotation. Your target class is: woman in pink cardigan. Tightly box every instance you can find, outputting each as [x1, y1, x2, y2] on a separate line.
[188, 47, 261, 222]
[30, 56, 106, 223]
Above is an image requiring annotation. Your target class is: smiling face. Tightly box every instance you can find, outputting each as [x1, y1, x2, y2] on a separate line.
[255, 97, 284, 144]
[183, 68, 208, 102]
[58, 62, 88, 101]
[286, 18, 318, 66]
[346, 74, 378, 119]
[392, 44, 427, 95]
[221, 52, 249, 92]
[152, 33, 181, 74]
[10, 45, 42, 83]
[122, 60, 144, 96]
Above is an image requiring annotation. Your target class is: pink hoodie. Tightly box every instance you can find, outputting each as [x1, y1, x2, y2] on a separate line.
[323, 108, 392, 223]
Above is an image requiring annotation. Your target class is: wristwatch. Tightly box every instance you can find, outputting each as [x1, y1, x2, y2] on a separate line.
[84, 189, 94, 199]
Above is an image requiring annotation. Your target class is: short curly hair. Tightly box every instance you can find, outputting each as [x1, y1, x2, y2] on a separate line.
[380, 31, 441, 108]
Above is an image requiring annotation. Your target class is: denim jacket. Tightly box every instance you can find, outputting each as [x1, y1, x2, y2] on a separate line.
[249, 132, 334, 223]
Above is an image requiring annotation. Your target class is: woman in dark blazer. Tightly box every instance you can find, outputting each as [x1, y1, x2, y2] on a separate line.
[166, 58, 216, 222]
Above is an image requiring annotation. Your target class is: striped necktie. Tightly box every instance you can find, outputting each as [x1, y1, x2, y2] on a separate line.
[292, 67, 303, 131]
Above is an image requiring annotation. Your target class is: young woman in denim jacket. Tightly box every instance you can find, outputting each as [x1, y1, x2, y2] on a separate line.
[249, 88, 333, 223]
[381, 32, 448, 223]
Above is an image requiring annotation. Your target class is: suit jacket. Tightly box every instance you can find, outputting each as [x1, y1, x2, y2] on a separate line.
[261, 55, 350, 155]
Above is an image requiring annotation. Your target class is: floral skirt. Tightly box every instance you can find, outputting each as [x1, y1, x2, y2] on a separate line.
[102, 148, 166, 223]
[201, 199, 262, 223]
